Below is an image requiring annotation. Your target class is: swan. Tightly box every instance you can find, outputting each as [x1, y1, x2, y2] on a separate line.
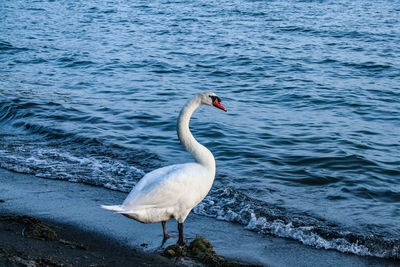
[101, 91, 227, 245]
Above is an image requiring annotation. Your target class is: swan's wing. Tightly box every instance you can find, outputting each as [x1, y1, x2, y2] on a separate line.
[122, 163, 210, 210]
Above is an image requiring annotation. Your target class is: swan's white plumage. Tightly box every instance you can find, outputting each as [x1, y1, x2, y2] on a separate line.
[102, 163, 213, 223]
[101, 91, 226, 242]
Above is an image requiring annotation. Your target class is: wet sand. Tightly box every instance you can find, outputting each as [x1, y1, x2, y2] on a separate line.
[0, 168, 398, 266]
[0, 213, 177, 266]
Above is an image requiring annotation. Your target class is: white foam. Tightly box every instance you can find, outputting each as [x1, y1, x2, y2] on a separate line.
[0, 144, 144, 192]
[193, 188, 400, 259]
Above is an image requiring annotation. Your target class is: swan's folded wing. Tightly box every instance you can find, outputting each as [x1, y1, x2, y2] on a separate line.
[122, 163, 210, 210]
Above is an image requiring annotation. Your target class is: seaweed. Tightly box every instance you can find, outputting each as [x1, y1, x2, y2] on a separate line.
[163, 236, 263, 267]
[0, 215, 57, 241]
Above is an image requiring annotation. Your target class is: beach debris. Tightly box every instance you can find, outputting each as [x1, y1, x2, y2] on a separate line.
[0, 215, 57, 241]
[8, 255, 37, 267]
[35, 257, 66, 267]
[188, 236, 224, 266]
[163, 236, 262, 267]
[0, 215, 90, 250]
[163, 243, 187, 258]
[6, 255, 65, 267]
[59, 239, 87, 250]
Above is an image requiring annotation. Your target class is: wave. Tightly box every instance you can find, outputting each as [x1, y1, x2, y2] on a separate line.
[0, 100, 158, 191]
[0, 134, 145, 192]
[0, 40, 29, 53]
[194, 188, 400, 259]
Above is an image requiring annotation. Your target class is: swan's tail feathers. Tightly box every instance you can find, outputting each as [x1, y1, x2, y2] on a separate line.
[101, 205, 126, 212]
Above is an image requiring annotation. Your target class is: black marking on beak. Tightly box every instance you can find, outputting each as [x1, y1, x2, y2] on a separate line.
[209, 95, 221, 103]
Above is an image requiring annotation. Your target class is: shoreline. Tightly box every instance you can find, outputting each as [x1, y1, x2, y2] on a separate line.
[0, 168, 398, 266]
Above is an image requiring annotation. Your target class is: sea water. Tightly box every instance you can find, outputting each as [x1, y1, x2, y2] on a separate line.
[1, 0, 399, 259]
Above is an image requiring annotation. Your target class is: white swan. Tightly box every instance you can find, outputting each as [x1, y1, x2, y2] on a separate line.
[102, 91, 227, 245]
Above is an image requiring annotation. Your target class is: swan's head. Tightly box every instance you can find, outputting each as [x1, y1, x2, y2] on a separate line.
[199, 91, 227, 112]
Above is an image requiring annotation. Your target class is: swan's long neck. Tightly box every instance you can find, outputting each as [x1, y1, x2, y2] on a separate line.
[177, 96, 216, 174]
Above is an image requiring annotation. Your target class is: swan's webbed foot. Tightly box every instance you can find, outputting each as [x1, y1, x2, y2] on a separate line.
[161, 221, 185, 246]
[177, 238, 185, 246]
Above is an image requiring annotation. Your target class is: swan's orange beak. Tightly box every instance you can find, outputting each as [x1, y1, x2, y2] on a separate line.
[213, 98, 227, 112]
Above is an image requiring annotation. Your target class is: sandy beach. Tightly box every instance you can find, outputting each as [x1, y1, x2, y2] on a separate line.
[1, 168, 398, 266]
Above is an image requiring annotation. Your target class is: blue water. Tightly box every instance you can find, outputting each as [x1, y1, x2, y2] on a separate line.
[1, 0, 399, 259]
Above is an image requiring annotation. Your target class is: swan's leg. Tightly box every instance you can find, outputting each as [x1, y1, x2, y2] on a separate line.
[160, 221, 170, 246]
[177, 222, 185, 246]
[162, 221, 171, 240]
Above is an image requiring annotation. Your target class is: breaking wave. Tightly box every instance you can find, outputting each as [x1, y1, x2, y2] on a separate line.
[194, 188, 400, 259]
